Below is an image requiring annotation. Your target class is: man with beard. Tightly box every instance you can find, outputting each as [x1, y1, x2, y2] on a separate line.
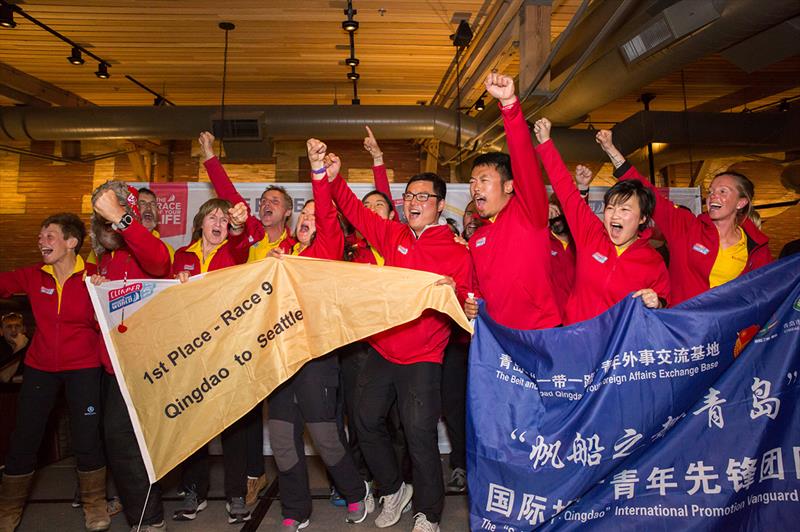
[90, 182, 171, 532]
[136, 188, 175, 262]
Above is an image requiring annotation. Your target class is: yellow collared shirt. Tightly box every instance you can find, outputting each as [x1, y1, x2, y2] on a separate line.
[248, 229, 290, 262]
[709, 228, 748, 288]
[186, 239, 227, 274]
[41, 255, 85, 312]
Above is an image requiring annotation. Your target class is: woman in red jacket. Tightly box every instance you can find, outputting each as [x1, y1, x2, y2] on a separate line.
[0, 213, 110, 532]
[266, 139, 368, 531]
[534, 119, 670, 325]
[170, 134, 264, 525]
[596, 130, 771, 305]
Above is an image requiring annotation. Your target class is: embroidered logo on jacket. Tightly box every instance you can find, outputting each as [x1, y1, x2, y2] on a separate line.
[184, 264, 195, 271]
[397, 245, 408, 255]
[475, 237, 487, 248]
[551, 250, 558, 256]
[40, 286, 55, 295]
[692, 243, 710, 255]
[592, 252, 608, 264]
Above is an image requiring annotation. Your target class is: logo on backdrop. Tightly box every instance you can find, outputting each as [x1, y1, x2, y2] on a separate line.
[150, 184, 188, 238]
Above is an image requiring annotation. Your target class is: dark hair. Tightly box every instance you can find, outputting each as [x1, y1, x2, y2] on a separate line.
[41, 213, 86, 253]
[191, 198, 232, 242]
[445, 217, 460, 235]
[472, 152, 513, 182]
[406, 172, 447, 202]
[362, 190, 395, 215]
[713, 171, 754, 220]
[138, 187, 156, 199]
[603, 180, 655, 231]
[262, 185, 293, 212]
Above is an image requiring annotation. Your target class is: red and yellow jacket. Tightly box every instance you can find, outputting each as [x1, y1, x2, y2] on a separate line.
[0, 256, 101, 372]
[470, 100, 561, 330]
[615, 162, 771, 304]
[536, 139, 670, 325]
[331, 174, 472, 365]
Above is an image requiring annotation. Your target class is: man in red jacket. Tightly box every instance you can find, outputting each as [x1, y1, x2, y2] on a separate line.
[90, 182, 171, 531]
[465, 73, 561, 330]
[323, 146, 471, 532]
[0, 213, 110, 532]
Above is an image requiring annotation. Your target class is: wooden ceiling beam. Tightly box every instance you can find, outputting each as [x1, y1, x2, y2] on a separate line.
[0, 62, 94, 108]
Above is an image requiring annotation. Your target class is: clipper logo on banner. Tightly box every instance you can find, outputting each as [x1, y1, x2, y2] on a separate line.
[150, 184, 188, 238]
[108, 282, 156, 312]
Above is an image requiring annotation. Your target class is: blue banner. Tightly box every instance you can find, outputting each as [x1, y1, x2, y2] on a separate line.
[468, 254, 800, 531]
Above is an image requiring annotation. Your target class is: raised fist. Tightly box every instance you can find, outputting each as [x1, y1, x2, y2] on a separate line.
[533, 118, 552, 144]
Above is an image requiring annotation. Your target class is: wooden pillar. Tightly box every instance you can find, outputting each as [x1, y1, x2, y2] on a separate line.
[518, 0, 552, 98]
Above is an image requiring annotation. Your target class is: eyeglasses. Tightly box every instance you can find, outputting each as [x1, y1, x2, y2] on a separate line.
[402, 192, 440, 202]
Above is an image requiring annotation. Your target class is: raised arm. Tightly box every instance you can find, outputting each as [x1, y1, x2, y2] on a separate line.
[200, 131, 265, 244]
[596, 129, 694, 244]
[364, 126, 394, 202]
[319, 142, 397, 259]
[306, 139, 344, 260]
[534, 119, 605, 248]
[93, 188, 171, 277]
[487, 73, 549, 228]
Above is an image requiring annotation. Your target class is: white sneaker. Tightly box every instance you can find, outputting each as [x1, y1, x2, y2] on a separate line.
[374, 482, 414, 528]
[412, 512, 440, 532]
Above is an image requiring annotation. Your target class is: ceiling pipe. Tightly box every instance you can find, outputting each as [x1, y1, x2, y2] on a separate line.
[0, 105, 483, 146]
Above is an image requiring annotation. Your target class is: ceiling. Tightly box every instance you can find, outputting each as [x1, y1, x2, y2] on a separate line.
[1, 0, 799, 167]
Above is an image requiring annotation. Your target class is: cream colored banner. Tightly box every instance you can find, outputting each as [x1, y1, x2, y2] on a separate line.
[87, 256, 470, 483]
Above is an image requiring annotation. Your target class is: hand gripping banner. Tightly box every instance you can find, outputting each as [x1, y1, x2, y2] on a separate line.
[87, 256, 471, 483]
[469, 254, 800, 531]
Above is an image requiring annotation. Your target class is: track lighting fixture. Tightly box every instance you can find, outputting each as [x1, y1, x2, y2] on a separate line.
[342, 19, 358, 32]
[67, 46, 84, 65]
[347, 71, 360, 80]
[345, 56, 359, 67]
[0, 4, 15, 29]
[95, 62, 110, 79]
[475, 97, 485, 111]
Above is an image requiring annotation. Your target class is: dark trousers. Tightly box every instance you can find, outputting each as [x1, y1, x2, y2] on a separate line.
[355, 348, 444, 523]
[103, 373, 163, 526]
[268, 354, 365, 522]
[340, 342, 411, 485]
[442, 339, 468, 471]
[5, 366, 105, 475]
[245, 402, 265, 478]
[180, 412, 249, 499]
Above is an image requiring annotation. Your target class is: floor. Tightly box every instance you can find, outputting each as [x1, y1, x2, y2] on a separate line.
[14, 456, 471, 531]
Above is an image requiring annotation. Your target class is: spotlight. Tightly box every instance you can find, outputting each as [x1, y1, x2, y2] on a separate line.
[0, 4, 16, 29]
[67, 46, 84, 65]
[474, 97, 485, 111]
[779, 99, 790, 113]
[95, 62, 110, 79]
[347, 71, 360, 80]
[342, 19, 359, 32]
[345, 56, 359, 67]
[451, 20, 473, 47]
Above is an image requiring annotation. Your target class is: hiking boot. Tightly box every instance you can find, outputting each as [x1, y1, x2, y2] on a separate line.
[374, 482, 413, 528]
[245, 475, 268, 506]
[412, 512, 440, 532]
[226, 496, 251, 524]
[172, 488, 207, 521]
[446, 467, 466, 493]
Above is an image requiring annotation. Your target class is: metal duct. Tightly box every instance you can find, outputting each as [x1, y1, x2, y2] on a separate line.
[534, 0, 800, 125]
[504, 109, 800, 164]
[0, 105, 482, 146]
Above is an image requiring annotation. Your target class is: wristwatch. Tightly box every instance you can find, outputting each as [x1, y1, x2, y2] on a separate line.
[112, 213, 134, 232]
